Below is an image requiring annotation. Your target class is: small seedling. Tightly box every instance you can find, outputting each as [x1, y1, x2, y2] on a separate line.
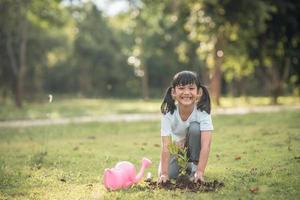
[167, 141, 188, 176]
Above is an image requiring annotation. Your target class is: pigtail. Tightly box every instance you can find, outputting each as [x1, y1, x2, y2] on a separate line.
[160, 86, 176, 114]
[197, 85, 211, 114]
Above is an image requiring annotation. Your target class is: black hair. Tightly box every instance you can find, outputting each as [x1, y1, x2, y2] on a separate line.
[160, 71, 211, 114]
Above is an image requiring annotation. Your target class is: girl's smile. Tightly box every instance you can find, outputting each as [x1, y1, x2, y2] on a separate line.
[172, 84, 201, 106]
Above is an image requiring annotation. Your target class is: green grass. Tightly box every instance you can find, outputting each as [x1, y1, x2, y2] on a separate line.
[0, 98, 161, 121]
[0, 111, 299, 199]
[0, 96, 299, 121]
[218, 96, 300, 107]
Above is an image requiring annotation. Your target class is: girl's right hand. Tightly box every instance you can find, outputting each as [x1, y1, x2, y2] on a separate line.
[158, 174, 169, 183]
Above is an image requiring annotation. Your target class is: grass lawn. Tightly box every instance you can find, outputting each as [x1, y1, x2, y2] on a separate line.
[0, 98, 161, 121]
[0, 111, 299, 199]
[0, 96, 299, 121]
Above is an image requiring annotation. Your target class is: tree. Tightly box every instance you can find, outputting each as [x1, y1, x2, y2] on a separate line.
[186, 0, 271, 105]
[0, 0, 29, 107]
[71, 2, 135, 97]
[129, 0, 206, 98]
[250, 0, 300, 104]
[0, 0, 65, 107]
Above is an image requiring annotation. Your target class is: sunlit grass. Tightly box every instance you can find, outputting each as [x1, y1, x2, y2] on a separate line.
[0, 98, 161, 121]
[0, 111, 299, 199]
[0, 96, 299, 121]
[219, 96, 300, 108]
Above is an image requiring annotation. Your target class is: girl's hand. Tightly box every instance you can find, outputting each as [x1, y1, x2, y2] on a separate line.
[194, 170, 205, 183]
[158, 174, 169, 183]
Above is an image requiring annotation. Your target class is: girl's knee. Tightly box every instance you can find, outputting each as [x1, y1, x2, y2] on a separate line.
[188, 122, 200, 136]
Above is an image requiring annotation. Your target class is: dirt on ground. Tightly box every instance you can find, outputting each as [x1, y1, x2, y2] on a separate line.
[144, 175, 224, 192]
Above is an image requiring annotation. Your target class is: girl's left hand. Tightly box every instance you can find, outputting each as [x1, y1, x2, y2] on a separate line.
[194, 170, 205, 183]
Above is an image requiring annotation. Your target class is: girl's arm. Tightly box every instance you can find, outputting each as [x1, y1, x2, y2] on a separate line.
[159, 136, 171, 183]
[195, 131, 212, 182]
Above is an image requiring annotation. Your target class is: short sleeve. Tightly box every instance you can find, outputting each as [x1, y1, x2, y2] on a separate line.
[199, 112, 214, 131]
[161, 115, 172, 136]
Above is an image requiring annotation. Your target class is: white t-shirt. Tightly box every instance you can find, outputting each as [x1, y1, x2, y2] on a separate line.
[161, 105, 213, 142]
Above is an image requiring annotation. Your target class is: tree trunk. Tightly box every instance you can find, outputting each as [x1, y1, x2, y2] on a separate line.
[257, 35, 291, 105]
[239, 77, 247, 97]
[267, 60, 281, 105]
[14, 76, 23, 107]
[210, 34, 224, 106]
[17, 12, 28, 107]
[79, 65, 92, 95]
[268, 58, 290, 104]
[5, 1, 28, 108]
[141, 64, 149, 99]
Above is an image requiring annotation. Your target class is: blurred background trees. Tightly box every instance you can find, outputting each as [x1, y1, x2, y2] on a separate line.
[0, 0, 299, 107]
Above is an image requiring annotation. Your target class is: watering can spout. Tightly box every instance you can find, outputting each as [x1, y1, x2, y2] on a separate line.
[104, 168, 113, 175]
[134, 158, 152, 183]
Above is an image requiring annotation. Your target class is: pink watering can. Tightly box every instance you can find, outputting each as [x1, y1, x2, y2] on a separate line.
[103, 157, 152, 190]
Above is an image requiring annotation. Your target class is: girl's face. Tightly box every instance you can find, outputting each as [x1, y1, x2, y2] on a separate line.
[172, 83, 201, 107]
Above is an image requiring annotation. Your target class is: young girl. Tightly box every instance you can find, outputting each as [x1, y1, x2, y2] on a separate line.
[158, 70, 213, 183]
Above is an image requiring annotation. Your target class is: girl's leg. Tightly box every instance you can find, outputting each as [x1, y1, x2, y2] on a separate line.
[158, 155, 180, 179]
[168, 155, 179, 179]
[186, 121, 201, 163]
[185, 122, 201, 176]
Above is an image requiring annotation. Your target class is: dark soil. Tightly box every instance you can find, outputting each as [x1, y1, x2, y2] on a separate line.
[144, 175, 224, 192]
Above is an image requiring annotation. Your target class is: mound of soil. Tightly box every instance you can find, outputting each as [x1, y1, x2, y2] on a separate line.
[144, 175, 224, 192]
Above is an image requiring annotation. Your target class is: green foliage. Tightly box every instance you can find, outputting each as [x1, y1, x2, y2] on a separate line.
[168, 141, 189, 176]
[247, 0, 300, 100]
[67, 2, 138, 97]
[0, 0, 68, 99]
[130, 0, 205, 95]
[0, 0, 299, 104]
